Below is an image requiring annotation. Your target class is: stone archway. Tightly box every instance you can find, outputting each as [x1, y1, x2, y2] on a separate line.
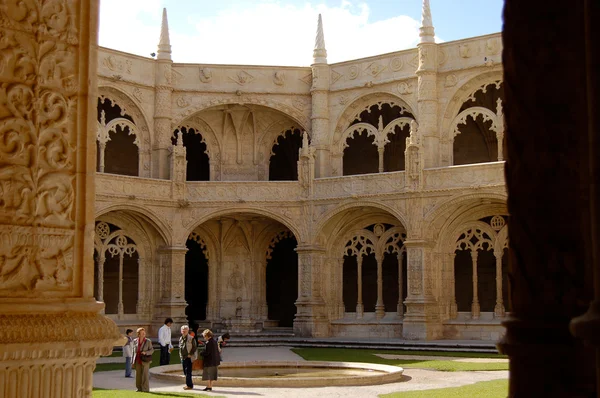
[184, 212, 300, 332]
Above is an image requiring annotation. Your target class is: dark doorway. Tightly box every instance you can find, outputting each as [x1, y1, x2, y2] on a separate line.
[454, 250, 473, 312]
[269, 128, 303, 181]
[343, 131, 378, 175]
[97, 98, 139, 176]
[185, 238, 209, 323]
[382, 252, 407, 312]
[172, 127, 210, 181]
[383, 125, 410, 172]
[343, 254, 358, 312]
[266, 235, 298, 327]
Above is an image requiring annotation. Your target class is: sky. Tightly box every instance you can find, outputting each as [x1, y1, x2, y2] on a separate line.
[99, 0, 503, 66]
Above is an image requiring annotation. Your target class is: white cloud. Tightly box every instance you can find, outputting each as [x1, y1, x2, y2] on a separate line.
[99, 1, 423, 66]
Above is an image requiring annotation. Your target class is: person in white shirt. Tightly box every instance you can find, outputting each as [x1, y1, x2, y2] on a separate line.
[158, 318, 173, 366]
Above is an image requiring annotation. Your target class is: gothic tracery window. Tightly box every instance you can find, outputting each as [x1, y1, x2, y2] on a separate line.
[96, 98, 139, 176]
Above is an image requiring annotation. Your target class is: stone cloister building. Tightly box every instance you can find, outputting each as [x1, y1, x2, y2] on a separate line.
[93, 2, 508, 341]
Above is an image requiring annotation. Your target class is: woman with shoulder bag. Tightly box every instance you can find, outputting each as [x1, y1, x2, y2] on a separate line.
[132, 327, 154, 392]
[200, 329, 220, 392]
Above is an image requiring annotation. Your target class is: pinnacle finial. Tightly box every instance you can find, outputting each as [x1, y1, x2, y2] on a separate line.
[419, 0, 435, 44]
[157, 8, 172, 60]
[313, 14, 327, 64]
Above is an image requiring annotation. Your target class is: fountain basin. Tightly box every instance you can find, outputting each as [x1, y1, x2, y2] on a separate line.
[150, 361, 404, 387]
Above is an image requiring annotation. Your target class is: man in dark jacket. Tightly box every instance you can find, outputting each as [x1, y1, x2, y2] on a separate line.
[179, 325, 197, 390]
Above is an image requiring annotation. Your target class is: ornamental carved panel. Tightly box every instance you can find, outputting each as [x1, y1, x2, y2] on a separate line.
[0, 1, 88, 296]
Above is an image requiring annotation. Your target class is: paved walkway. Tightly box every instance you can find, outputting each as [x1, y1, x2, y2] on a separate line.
[93, 347, 508, 397]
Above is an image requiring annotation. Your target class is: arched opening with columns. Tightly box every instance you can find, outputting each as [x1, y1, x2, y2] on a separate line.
[184, 211, 300, 331]
[172, 126, 210, 181]
[269, 128, 303, 181]
[94, 208, 168, 323]
[452, 82, 505, 165]
[97, 97, 139, 176]
[174, 103, 307, 182]
[317, 204, 408, 338]
[426, 194, 510, 340]
[336, 100, 415, 176]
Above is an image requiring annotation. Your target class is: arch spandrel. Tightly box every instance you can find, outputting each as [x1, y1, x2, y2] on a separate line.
[180, 207, 304, 247]
[315, 201, 409, 250]
[173, 97, 310, 134]
[95, 203, 172, 246]
[331, 91, 417, 149]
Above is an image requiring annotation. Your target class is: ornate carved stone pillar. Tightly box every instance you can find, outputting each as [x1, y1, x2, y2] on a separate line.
[402, 241, 441, 339]
[97, 252, 106, 303]
[0, 2, 121, 396]
[154, 246, 188, 326]
[498, 1, 598, 396]
[294, 245, 329, 337]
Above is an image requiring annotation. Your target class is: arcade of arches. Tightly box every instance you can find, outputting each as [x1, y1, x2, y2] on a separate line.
[88, 7, 513, 342]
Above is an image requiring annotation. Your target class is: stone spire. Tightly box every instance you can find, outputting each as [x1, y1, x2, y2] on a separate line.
[313, 14, 327, 64]
[419, 0, 435, 44]
[157, 8, 172, 60]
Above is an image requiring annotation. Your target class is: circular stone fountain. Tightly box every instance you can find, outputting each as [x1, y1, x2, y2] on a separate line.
[150, 361, 404, 387]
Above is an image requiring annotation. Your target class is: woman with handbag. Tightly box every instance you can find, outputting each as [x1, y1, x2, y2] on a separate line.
[179, 325, 197, 390]
[132, 327, 154, 392]
[200, 329, 220, 392]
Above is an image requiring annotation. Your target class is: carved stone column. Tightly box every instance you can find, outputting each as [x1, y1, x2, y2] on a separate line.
[494, 251, 505, 318]
[448, 252, 458, 319]
[375, 254, 385, 319]
[470, 250, 480, 319]
[294, 245, 329, 337]
[97, 253, 106, 303]
[0, 2, 122, 397]
[402, 241, 441, 339]
[498, 1, 598, 396]
[355, 255, 364, 318]
[397, 252, 405, 317]
[154, 246, 188, 326]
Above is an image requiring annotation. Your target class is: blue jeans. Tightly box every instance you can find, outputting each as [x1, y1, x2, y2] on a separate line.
[182, 357, 193, 388]
[125, 356, 132, 377]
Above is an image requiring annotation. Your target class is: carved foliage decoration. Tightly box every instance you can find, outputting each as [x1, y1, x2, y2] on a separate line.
[0, 0, 85, 295]
[188, 231, 210, 260]
[265, 230, 294, 260]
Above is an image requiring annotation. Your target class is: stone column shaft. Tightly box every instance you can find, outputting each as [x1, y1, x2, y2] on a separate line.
[471, 250, 480, 319]
[294, 246, 329, 337]
[494, 251, 505, 317]
[118, 253, 124, 316]
[356, 256, 364, 318]
[449, 253, 458, 318]
[498, 1, 597, 395]
[154, 246, 188, 326]
[311, 62, 331, 178]
[376, 255, 385, 319]
[98, 142, 106, 172]
[397, 252, 404, 317]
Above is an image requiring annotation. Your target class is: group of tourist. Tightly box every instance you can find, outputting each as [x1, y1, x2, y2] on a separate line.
[122, 317, 231, 392]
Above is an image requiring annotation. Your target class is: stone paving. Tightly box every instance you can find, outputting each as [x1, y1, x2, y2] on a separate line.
[93, 347, 508, 397]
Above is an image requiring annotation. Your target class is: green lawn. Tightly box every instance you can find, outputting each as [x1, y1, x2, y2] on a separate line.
[93, 388, 222, 398]
[291, 348, 509, 372]
[380, 379, 508, 397]
[95, 349, 182, 372]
